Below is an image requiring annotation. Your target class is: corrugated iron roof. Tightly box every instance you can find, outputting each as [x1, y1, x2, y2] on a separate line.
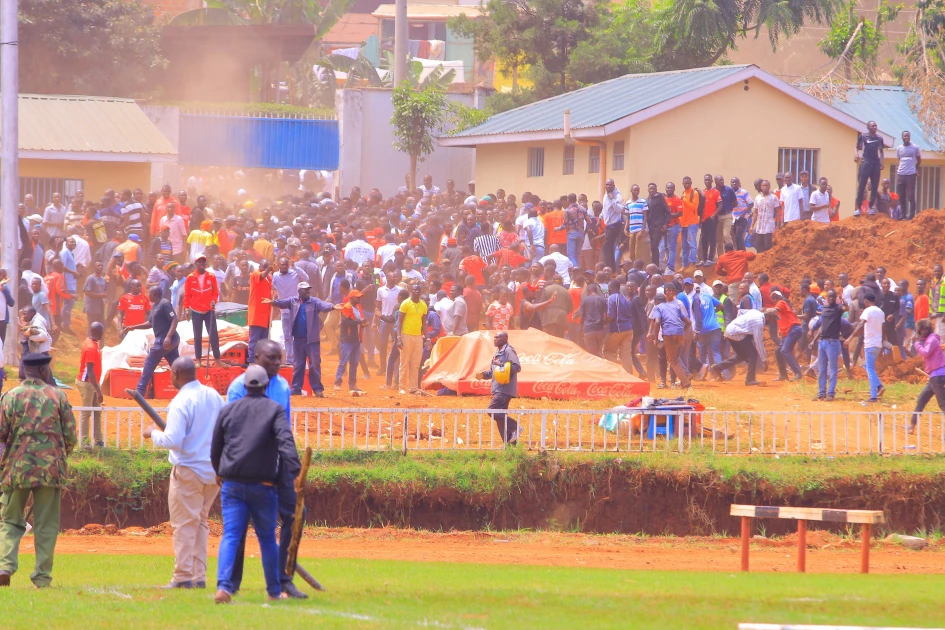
[322, 13, 377, 45]
[372, 4, 480, 19]
[829, 86, 939, 151]
[453, 65, 751, 138]
[7, 94, 176, 157]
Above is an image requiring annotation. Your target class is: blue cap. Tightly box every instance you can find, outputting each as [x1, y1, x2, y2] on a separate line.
[683, 277, 694, 285]
[128, 234, 141, 243]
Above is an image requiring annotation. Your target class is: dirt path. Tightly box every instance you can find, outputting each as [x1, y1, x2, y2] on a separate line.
[44, 528, 945, 574]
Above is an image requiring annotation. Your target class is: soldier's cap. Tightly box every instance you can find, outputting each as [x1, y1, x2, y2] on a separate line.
[244, 364, 269, 388]
[298, 281, 312, 290]
[22, 352, 52, 367]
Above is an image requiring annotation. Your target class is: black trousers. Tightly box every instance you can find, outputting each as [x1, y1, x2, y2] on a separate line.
[732, 218, 749, 251]
[700, 216, 717, 262]
[714, 336, 758, 383]
[855, 161, 882, 211]
[232, 486, 300, 592]
[897, 173, 918, 219]
[913, 376, 945, 425]
[602, 223, 623, 269]
[649, 228, 663, 267]
[191, 309, 221, 361]
[753, 232, 773, 253]
[488, 392, 518, 443]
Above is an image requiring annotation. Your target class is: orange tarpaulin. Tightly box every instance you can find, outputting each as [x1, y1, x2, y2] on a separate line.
[422, 329, 650, 400]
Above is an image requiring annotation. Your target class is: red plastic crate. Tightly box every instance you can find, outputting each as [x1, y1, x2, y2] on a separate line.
[196, 366, 245, 395]
[152, 369, 177, 399]
[108, 368, 142, 399]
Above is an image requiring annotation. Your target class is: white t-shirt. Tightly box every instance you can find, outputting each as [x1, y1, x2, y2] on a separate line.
[523, 217, 545, 248]
[809, 190, 831, 223]
[403, 269, 423, 282]
[860, 305, 885, 349]
[376, 243, 400, 266]
[780, 184, 803, 223]
[344, 240, 375, 266]
[539, 252, 572, 285]
[376, 285, 403, 317]
[842, 284, 856, 308]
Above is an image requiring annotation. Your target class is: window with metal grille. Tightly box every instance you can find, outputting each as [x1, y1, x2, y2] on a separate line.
[588, 146, 600, 174]
[562, 145, 574, 175]
[889, 164, 942, 212]
[19, 177, 84, 209]
[613, 141, 625, 171]
[777, 148, 819, 183]
[528, 147, 544, 178]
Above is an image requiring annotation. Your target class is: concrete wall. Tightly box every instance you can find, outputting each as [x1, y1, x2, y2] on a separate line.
[19, 159, 152, 200]
[141, 105, 182, 193]
[474, 80, 862, 218]
[338, 87, 475, 197]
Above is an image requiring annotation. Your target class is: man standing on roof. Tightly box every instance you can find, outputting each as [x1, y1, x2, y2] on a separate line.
[855, 121, 886, 215]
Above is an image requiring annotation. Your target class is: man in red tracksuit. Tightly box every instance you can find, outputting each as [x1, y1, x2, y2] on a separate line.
[182, 253, 222, 365]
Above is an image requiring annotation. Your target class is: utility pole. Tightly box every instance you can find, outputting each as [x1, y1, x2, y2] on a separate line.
[393, 0, 407, 85]
[1, 0, 17, 367]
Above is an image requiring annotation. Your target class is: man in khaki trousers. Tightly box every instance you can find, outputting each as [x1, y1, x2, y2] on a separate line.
[145, 357, 224, 589]
[397, 283, 428, 394]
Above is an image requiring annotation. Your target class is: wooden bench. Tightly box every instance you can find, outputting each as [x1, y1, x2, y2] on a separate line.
[730, 505, 885, 573]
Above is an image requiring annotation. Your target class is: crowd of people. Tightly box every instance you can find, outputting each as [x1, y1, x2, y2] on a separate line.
[4, 121, 940, 439]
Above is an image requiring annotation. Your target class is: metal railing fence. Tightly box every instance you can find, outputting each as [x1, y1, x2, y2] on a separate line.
[71, 407, 945, 456]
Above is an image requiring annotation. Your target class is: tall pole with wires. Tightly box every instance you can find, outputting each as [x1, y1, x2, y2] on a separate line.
[393, 0, 407, 85]
[1, 0, 18, 367]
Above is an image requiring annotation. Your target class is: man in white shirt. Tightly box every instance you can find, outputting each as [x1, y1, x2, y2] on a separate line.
[375, 240, 401, 268]
[66, 230, 92, 268]
[402, 257, 424, 282]
[344, 230, 376, 267]
[521, 204, 545, 262]
[145, 357, 224, 589]
[852, 292, 886, 402]
[42, 193, 67, 240]
[600, 178, 625, 269]
[779, 171, 804, 225]
[839, 273, 856, 309]
[809, 176, 832, 223]
[375, 274, 403, 376]
[539, 245, 573, 286]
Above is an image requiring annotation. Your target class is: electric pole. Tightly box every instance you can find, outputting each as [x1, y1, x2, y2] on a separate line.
[393, 0, 407, 85]
[1, 0, 18, 367]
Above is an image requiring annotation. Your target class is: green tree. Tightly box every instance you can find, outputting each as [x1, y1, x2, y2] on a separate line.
[651, 0, 843, 69]
[391, 81, 448, 192]
[18, 0, 167, 97]
[818, 0, 899, 79]
[895, 0, 945, 148]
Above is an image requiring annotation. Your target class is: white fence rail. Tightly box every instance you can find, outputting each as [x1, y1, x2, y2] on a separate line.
[72, 407, 945, 455]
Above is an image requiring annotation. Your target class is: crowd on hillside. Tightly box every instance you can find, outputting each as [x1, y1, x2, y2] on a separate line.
[5, 122, 941, 434]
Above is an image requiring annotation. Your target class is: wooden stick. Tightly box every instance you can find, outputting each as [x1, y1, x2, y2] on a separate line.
[797, 520, 807, 573]
[861, 523, 871, 574]
[740, 516, 750, 572]
[285, 447, 312, 578]
[295, 563, 326, 591]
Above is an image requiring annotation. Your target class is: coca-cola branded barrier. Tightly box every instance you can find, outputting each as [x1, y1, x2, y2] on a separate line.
[422, 330, 650, 400]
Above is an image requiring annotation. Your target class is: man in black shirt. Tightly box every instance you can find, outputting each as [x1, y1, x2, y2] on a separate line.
[881, 277, 901, 350]
[812, 289, 844, 401]
[644, 183, 669, 268]
[855, 120, 886, 213]
[131, 286, 180, 396]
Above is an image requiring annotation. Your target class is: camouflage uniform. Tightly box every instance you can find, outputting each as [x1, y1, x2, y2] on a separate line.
[0, 378, 77, 587]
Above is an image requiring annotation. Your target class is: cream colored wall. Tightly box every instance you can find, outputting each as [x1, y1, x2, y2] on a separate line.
[474, 80, 864, 217]
[625, 81, 859, 217]
[18, 159, 152, 198]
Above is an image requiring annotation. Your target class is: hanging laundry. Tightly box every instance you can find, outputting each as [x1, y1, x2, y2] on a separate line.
[428, 40, 445, 61]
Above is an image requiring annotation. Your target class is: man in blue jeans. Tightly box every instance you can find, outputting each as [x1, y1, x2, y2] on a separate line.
[810, 290, 844, 401]
[268, 282, 342, 397]
[212, 364, 301, 603]
[555, 193, 588, 268]
[334, 289, 367, 394]
[226, 339, 307, 599]
[851, 292, 887, 402]
[771, 291, 804, 382]
[131, 286, 179, 397]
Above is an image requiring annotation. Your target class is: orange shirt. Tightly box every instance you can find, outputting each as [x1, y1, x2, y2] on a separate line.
[680, 188, 701, 227]
[568, 286, 583, 323]
[702, 188, 720, 220]
[118, 293, 151, 327]
[44, 272, 69, 315]
[916, 294, 931, 322]
[775, 299, 801, 337]
[248, 270, 273, 328]
[829, 197, 840, 222]
[665, 195, 683, 227]
[459, 255, 487, 286]
[542, 210, 567, 246]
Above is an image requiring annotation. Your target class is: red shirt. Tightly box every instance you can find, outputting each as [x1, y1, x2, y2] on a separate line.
[715, 250, 756, 283]
[79, 338, 102, 382]
[775, 300, 801, 336]
[182, 271, 219, 313]
[463, 286, 484, 331]
[492, 248, 528, 269]
[916, 294, 931, 322]
[459, 256, 487, 286]
[248, 271, 273, 328]
[118, 293, 151, 327]
[665, 195, 683, 227]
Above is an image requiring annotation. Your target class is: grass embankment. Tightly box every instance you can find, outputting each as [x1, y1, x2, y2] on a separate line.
[67, 449, 945, 535]
[0, 554, 943, 629]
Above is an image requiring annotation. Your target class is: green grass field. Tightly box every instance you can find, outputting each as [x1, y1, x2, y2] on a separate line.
[1, 554, 944, 629]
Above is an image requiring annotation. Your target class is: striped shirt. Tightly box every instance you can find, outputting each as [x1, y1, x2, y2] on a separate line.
[624, 199, 646, 234]
[473, 234, 500, 260]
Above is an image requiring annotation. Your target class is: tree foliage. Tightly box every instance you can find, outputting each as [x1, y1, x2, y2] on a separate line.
[896, 0, 945, 148]
[391, 81, 449, 191]
[18, 0, 167, 97]
[818, 0, 899, 78]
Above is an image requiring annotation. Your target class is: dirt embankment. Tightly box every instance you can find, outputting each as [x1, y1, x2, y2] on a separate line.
[61, 458, 945, 536]
[754, 211, 945, 294]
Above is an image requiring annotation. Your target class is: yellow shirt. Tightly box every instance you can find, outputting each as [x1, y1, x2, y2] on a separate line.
[399, 298, 428, 336]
